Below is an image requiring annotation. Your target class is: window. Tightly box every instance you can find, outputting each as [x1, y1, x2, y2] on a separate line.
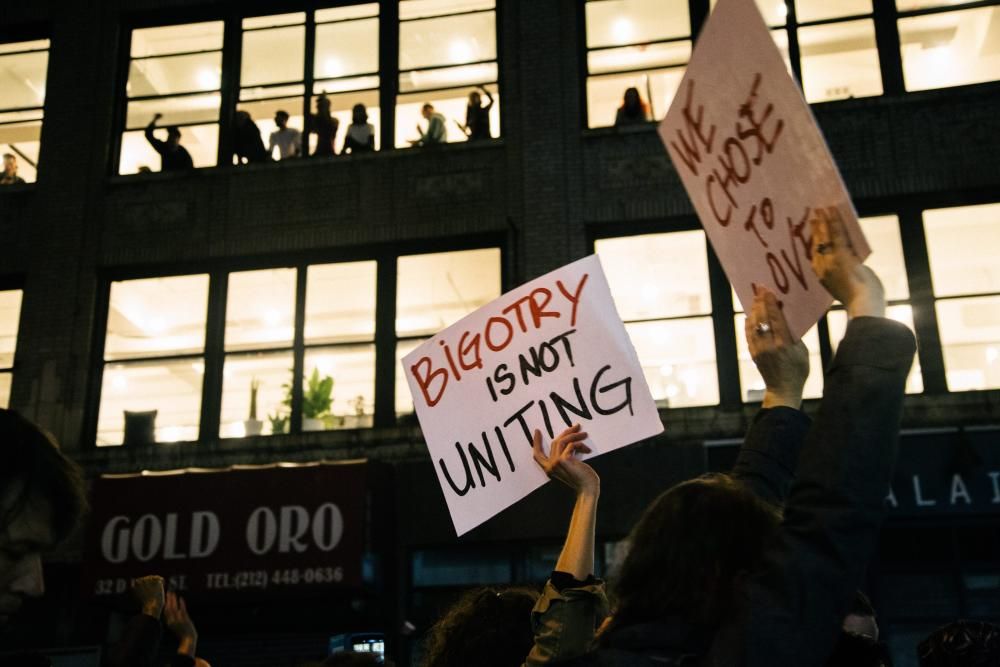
[710, 0, 881, 103]
[394, 248, 502, 414]
[94, 247, 501, 445]
[923, 203, 1000, 391]
[396, 0, 499, 147]
[0, 39, 49, 184]
[0, 289, 23, 408]
[596, 231, 719, 408]
[584, 0, 692, 128]
[897, 2, 1000, 92]
[120, 22, 224, 174]
[97, 275, 210, 445]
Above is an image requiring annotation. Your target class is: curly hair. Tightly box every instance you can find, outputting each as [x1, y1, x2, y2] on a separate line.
[421, 586, 540, 667]
[919, 620, 1000, 667]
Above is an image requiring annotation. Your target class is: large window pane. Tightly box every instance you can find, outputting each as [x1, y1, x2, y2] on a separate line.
[97, 360, 203, 446]
[935, 296, 1000, 391]
[303, 345, 376, 429]
[241, 26, 305, 87]
[736, 316, 824, 401]
[119, 124, 219, 174]
[225, 269, 296, 351]
[220, 351, 294, 438]
[318, 3, 380, 22]
[395, 86, 498, 148]
[899, 7, 1000, 91]
[242, 13, 306, 30]
[859, 215, 909, 301]
[130, 22, 224, 58]
[395, 338, 427, 416]
[627, 319, 719, 408]
[924, 203, 1000, 298]
[0, 119, 42, 183]
[586, 0, 690, 47]
[587, 42, 690, 75]
[400, 12, 497, 71]
[400, 0, 493, 21]
[396, 249, 502, 337]
[125, 93, 221, 130]
[795, 0, 871, 23]
[0, 289, 23, 368]
[0, 52, 48, 109]
[586, 68, 684, 128]
[306, 261, 377, 344]
[237, 96, 306, 159]
[127, 52, 222, 97]
[597, 231, 711, 320]
[309, 88, 382, 153]
[799, 19, 882, 102]
[315, 19, 379, 78]
[105, 275, 209, 360]
[828, 306, 924, 393]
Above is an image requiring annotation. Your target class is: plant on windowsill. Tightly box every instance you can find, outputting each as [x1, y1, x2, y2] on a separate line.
[282, 368, 334, 432]
[342, 394, 369, 429]
[267, 412, 289, 435]
[244, 377, 263, 436]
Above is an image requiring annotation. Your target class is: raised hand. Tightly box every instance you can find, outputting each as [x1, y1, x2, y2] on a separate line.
[811, 209, 885, 319]
[164, 591, 199, 657]
[131, 575, 165, 619]
[532, 424, 599, 498]
[746, 284, 809, 409]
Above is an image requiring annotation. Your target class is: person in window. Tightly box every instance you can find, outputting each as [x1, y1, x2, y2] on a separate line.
[233, 110, 269, 164]
[308, 95, 339, 157]
[1, 153, 25, 185]
[268, 110, 302, 160]
[456, 85, 495, 141]
[342, 103, 375, 154]
[410, 103, 446, 147]
[614, 87, 651, 126]
[144, 114, 194, 171]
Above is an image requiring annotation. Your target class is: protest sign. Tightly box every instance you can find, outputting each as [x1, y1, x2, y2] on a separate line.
[658, 0, 870, 338]
[403, 255, 663, 536]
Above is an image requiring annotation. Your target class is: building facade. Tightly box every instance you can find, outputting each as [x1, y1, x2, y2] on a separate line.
[1, 1, 999, 665]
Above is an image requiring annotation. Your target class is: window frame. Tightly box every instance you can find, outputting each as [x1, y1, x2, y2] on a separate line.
[0, 28, 51, 186]
[83, 235, 506, 447]
[0, 276, 25, 409]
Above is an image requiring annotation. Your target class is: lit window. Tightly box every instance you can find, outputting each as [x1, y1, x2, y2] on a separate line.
[120, 22, 224, 174]
[397, 0, 499, 147]
[395, 248, 502, 414]
[899, 5, 1000, 92]
[597, 231, 719, 408]
[0, 39, 49, 184]
[0, 288, 23, 408]
[97, 275, 209, 445]
[585, 0, 691, 128]
[924, 203, 1000, 391]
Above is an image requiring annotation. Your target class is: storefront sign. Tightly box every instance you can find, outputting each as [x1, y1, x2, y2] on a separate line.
[82, 462, 368, 597]
[402, 255, 663, 536]
[658, 0, 870, 338]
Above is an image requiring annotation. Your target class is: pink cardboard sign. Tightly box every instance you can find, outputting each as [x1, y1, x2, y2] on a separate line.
[402, 255, 663, 536]
[658, 0, 870, 337]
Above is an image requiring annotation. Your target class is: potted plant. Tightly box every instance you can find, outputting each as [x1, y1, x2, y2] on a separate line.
[343, 394, 367, 429]
[267, 412, 289, 435]
[244, 377, 263, 436]
[280, 368, 334, 431]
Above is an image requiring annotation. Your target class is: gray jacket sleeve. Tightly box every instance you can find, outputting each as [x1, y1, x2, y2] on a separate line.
[732, 406, 812, 507]
[712, 316, 916, 667]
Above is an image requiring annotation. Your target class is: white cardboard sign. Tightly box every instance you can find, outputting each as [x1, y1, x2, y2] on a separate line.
[658, 0, 870, 337]
[402, 255, 664, 536]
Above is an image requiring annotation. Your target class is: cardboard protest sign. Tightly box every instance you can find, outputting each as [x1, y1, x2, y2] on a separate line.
[403, 255, 663, 536]
[658, 0, 870, 338]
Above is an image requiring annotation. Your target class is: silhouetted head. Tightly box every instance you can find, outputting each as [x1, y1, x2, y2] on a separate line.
[622, 87, 642, 112]
[0, 409, 87, 626]
[919, 620, 1000, 666]
[606, 474, 781, 633]
[3, 153, 17, 175]
[469, 90, 481, 107]
[166, 126, 182, 146]
[421, 103, 434, 119]
[274, 110, 289, 129]
[421, 586, 539, 667]
[352, 103, 368, 124]
[316, 95, 332, 115]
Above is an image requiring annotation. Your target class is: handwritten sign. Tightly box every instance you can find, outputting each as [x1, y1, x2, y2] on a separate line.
[403, 255, 663, 536]
[658, 0, 870, 337]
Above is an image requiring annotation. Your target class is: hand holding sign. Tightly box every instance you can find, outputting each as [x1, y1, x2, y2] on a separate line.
[810, 209, 886, 319]
[745, 285, 809, 410]
[532, 424, 599, 497]
[658, 0, 870, 338]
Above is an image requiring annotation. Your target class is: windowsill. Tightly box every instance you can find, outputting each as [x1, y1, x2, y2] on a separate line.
[108, 137, 507, 186]
[582, 123, 659, 140]
[0, 182, 37, 194]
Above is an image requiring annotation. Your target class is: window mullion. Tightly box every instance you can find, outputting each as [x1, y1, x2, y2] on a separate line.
[380, 0, 400, 153]
[872, 0, 906, 95]
[785, 2, 804, 84]
[706, 244, 741, 407]
[303, 10, 317, 158]
[200, 272, 228, 441]
[218, 16, 243, 166]
[374, 255, 398, 429]
[291, 267, 308, 433]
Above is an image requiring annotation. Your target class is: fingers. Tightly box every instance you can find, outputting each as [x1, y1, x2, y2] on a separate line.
[531, 428, 543, 460]
[762, 289, 792, 346]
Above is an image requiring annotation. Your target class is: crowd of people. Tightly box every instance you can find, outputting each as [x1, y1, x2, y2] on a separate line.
[0, 215, 997, 666]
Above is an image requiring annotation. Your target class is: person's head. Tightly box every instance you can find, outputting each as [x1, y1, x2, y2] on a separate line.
[607, 474, 781, 631]
[826, 632, 892, 667]
[3, 153, 16, 175]
[166, 126, 182, 146]
[622, 87, 641, 111]
[468, 90, 481, 107]
[275, 110, 290, 129]
[844, 590, 879, 640]
[0, 409, 87, 626]
[351, 103, 368, 125]
[919, 620, 1000, 666]
[316, 95, 331, 115]
[421, 586, 539, 667]
[234, 110, 251, 127]
[421, 103, 435, 119]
